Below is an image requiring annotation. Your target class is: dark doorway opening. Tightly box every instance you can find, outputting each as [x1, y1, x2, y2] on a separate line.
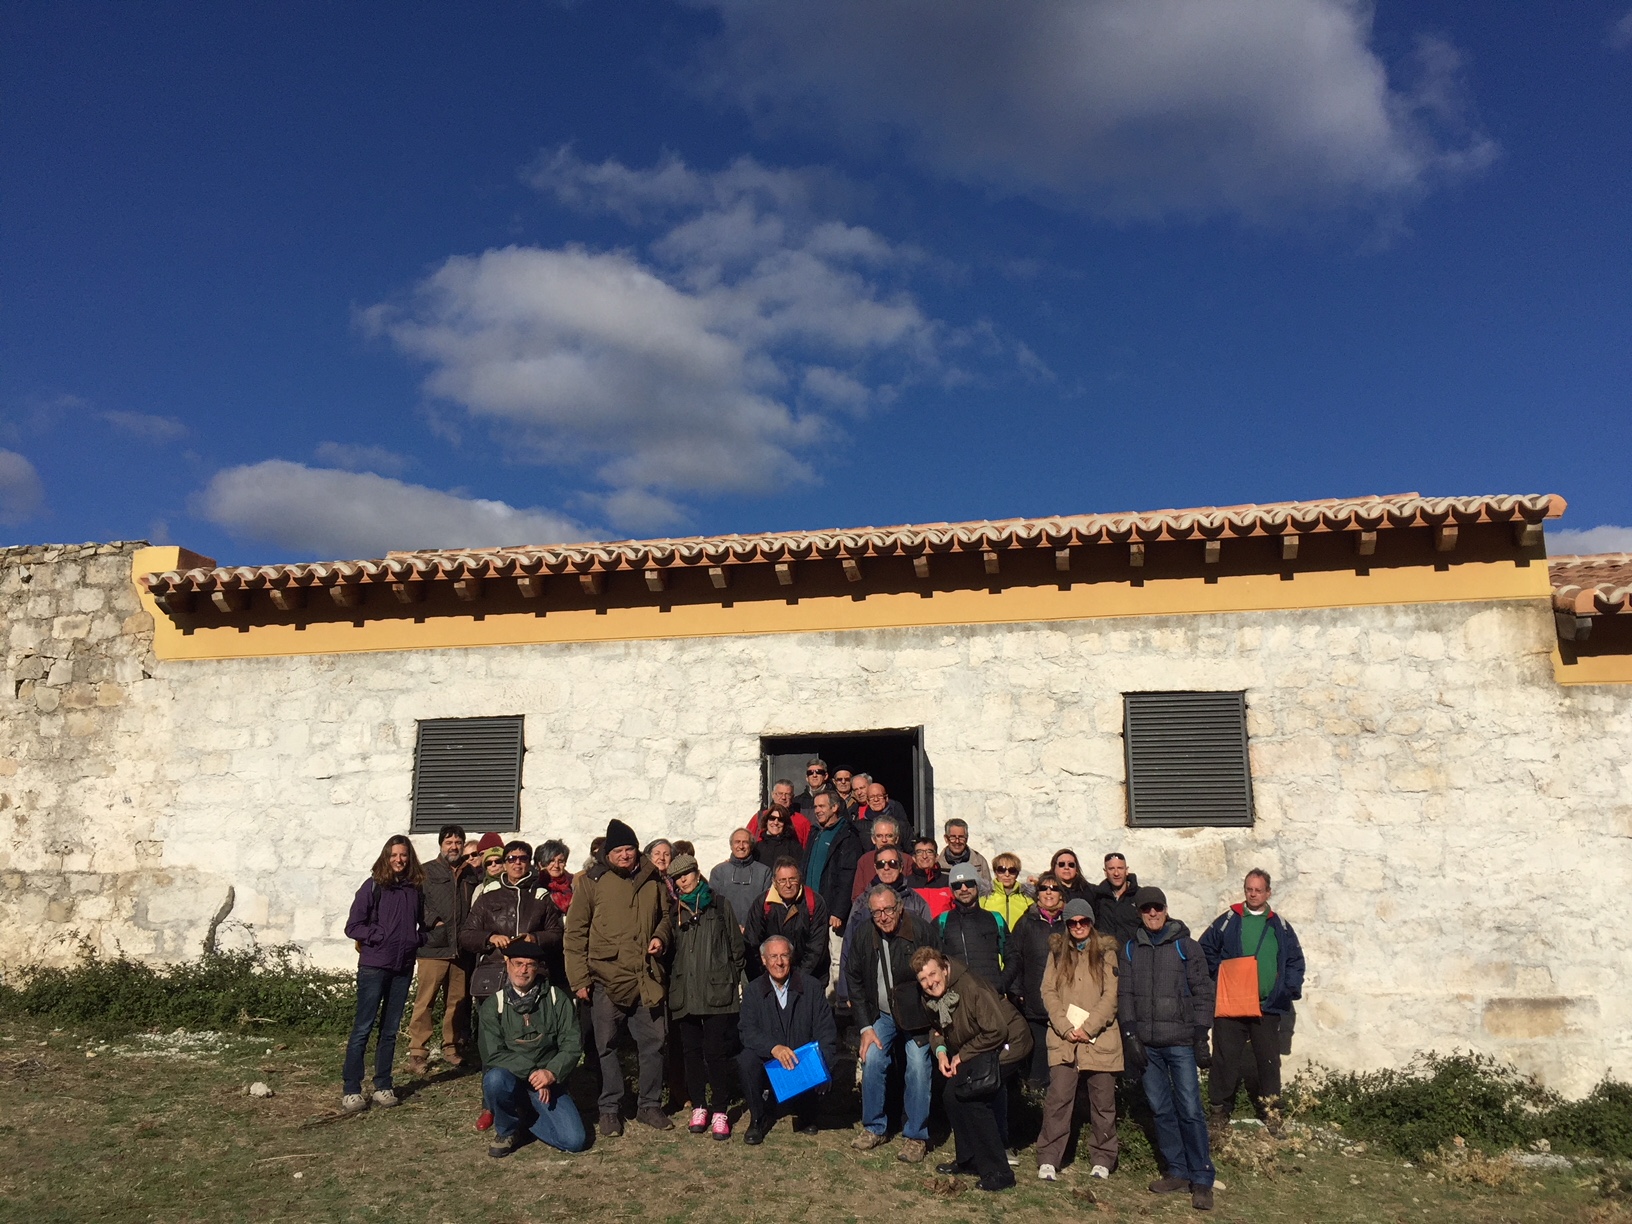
[760, 727, 934, 840]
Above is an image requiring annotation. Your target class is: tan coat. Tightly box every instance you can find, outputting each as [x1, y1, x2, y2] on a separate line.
[1040, 935, 1124, 1072]
[563, 857, 674, 1008]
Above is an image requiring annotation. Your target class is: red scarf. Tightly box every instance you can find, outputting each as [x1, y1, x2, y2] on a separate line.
[545, 872, 573, 915]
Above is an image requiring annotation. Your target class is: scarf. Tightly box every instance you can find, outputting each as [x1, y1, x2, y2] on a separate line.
[925, 989, 962, 1028]
[503, 979, 541, 1010]
[679, 880, 713, 912]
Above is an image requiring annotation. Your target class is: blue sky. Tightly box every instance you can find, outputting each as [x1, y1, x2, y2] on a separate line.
[4, 1, 1629, 563]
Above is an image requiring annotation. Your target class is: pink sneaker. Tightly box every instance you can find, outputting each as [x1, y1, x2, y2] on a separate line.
[688, 1106, 709, 1133]
[710, 1112, 731, 1141]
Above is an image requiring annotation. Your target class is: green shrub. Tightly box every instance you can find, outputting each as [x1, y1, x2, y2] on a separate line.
[1545, 1080, 1632, 1159]
[0, 943, 355, 1035]
[1290, 1053, 1556, 1159]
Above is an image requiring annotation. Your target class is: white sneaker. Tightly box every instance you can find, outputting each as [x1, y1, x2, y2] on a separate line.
[1090, 1164, 1111, 1179]
[341, 1093, 368, 1114]
[371, 1088, 400, 1108]
[1037, 1164, 1058, 1181]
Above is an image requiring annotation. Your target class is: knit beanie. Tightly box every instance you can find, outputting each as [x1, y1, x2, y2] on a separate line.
[475, 831, 504, 855]
[604, 818, 639, 854]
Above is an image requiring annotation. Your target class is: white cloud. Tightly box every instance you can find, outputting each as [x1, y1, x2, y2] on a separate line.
[194, 460, 589, 558]
[1550, 525, 1632, 556]
[1611, 8, 1632, 51]
[101, 410, 188, 442]
[687, 0, 1495, 220]
[367, 152, 947, 530]
[313, 440, 413, 477]
[0, 450, 44, 525]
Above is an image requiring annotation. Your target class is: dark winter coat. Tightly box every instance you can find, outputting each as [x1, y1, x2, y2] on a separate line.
[844, 911, 938, 1035]
[1091, 873, 1142, 944]
[754, 831, 806, 869]
[420, 856, 475, 959]
[476, 981, 582, 1083]
[937, 901, 1010, 994]
[738, 970, 839, 1068]
[803, 816, 865, 924]
[1006, 904, 1067, 1022]
[460, 874, 566, 990]
[345, 877, 425, 973]
[562, 856, 674, 1008]
[925, 961, 1033, 1068]
[1199, 904, 1306, 1016]
[838, 878, 931, 1001]
[742, 885, 830, 982]
[669, 893, 745, 1019]
[1117, 919, 1214, 1049]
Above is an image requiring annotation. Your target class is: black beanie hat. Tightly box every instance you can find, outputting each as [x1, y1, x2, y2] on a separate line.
[604, 818, 639, 854]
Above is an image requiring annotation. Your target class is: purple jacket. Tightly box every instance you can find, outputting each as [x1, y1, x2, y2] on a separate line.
[345, 877, 426, 972]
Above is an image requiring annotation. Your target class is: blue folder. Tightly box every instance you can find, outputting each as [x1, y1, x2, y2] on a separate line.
[764, 1041, 831, 1103]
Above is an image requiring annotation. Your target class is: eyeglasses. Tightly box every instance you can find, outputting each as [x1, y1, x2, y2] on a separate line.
[994, 866, 1018, 875]
[834, 774, 852, 782]
[504, 854, 530, 864]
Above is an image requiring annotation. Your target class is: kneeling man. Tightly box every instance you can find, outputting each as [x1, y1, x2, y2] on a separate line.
[479, 940, 586, 1157]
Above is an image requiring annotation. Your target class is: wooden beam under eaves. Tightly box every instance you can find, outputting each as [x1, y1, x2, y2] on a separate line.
[1280, 536, 1299, 562]
[210, 589, 248, 613]
[156, 591, 195, 615]
[775, 561, 794, 586]
[1356, 531, 1378, 556]
[453, 577, 484, 601]
[268, 586, 306, 611]
[708, 566, 729, 590]
[1204, 540, 1222, 564]
[1129, 543, 1146, 568]
[1515, 522, 1544, 548]
[579, 572, 603, 596]
[329, 585, 364, 609]
[841, 558, 861, 582]
[390, 582, 423, 604]
[644, 569, 665, 593]
[1435, 524, 1459, 552]
[982, 550, 999, 575]
[515, 576, 545, 598]
[1055, 548, 1071, 572]
[913, 555, 930, 579]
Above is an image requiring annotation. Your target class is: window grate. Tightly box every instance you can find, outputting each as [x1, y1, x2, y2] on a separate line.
[410, 716, 525, 834]
[1123, 692, 1253, 827]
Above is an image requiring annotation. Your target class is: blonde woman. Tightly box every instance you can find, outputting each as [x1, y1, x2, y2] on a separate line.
[1036, 899, 1123, 1181]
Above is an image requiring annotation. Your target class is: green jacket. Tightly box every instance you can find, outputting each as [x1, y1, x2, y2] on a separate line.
[668, 894, 744, 1019]
[476, 983, 582, 1083]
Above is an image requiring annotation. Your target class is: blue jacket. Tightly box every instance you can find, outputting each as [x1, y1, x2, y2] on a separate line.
[1198, 904, 1305, 1016]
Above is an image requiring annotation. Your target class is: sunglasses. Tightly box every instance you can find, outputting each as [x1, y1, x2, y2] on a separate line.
[995, 866, 1019, 875]
[504, 854, 530, 863]
[876, 859, 902, 869]
[1055, 860, 1078, 869]
[1038, 885, 1064, 894]
[1139, 904, 1166, 914]
[806, 769, 826, 776]
[952, 882, 978, 890]
[1067, 917, 1094, 925]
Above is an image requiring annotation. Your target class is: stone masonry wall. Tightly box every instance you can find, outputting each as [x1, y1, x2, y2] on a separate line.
[0, 549, 1629, 1094]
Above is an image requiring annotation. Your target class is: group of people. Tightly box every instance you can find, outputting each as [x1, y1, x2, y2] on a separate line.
[341, 757, 1306, 1211]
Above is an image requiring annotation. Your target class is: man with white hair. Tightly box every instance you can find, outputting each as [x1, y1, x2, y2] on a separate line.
[737, 935, 840, 1144]
[709, 828, 772, 932]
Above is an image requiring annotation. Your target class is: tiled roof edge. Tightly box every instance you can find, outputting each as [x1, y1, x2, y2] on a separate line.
[1549, 553, 1632, 618]
[139, 492, 1565, 594]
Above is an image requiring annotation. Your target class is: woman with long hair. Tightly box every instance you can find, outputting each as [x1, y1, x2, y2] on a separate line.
[1035, 899, 1123, 1182]
[1048, 848, 1094, 904]
[341, 834, 426, 1113]
[1007, 871, 1069, 1091]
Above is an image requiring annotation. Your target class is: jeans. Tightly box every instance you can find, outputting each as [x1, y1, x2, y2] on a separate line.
[1142, 1044, 1216, 1186]
[589, 985, 668, 1114]
[482, 1067, 587, 1152]
[342, 966, 413, 1094]
[859, 1012, 932, 1141]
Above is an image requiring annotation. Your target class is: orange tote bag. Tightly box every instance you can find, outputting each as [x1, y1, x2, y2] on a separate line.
[1214, 957, 1262, 1018]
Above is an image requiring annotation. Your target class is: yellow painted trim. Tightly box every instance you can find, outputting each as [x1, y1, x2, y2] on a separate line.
[1552, 647, 1632, 686]
[136, 554, 1555, 662]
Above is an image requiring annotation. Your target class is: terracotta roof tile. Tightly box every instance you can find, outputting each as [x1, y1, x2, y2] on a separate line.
[1549, 554, 1632, 618]
[138, 492, 1563, 601]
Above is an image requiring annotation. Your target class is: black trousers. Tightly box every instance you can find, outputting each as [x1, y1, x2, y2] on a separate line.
[1023, 1019, 1050, 1088]
[943, 1078, 1010, 1182]
[1210, 1013, 1282, 1109]
[676, 1013, 738, 1113]
[737, 1048, 823, 1128]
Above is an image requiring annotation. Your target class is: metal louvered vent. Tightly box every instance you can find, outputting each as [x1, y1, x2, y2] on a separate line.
[410, 716, 525, 833]
[1123, 692, 1253, 827]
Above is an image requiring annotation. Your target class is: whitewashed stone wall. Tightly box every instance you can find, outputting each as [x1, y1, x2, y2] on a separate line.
[2, 545, 1630, 1094]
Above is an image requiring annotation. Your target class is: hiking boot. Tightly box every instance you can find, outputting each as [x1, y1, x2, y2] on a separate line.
[710, 1112, 731, 1141]
[688, 1106, 710, 1134]
[599, 1112, 624, 1138]
[936, 1160, 974, 1175]
[371, 1088, 400, 1108]
[852, 1129, 889, 1151]
[743, 1120, 770, 1146]
[635, 1106, 674, 1131]
[793, 1117, 819, 1135]
[441, 1049, 464, 1069]
[340, 1093, 368, 1114]
[1037, 1163, 1058, 1181]
[1149, 1176, 1190, 1194]
[475, 1109, 494, 1131]
[1191, 1183, 1215, 1211]
[896, 1138, 928, 1164]
[1090, 1164, 1111, 1179]
[488, 1131, 519, 1159]
[975, 1174, 1016, 1192]
[405, 1055, 428, 1076]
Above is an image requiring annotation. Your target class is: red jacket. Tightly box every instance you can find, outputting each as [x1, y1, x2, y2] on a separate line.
[747, 807, 812, 849]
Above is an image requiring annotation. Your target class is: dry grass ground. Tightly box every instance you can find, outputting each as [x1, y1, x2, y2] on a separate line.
[1, 1023, 1627, 1224]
